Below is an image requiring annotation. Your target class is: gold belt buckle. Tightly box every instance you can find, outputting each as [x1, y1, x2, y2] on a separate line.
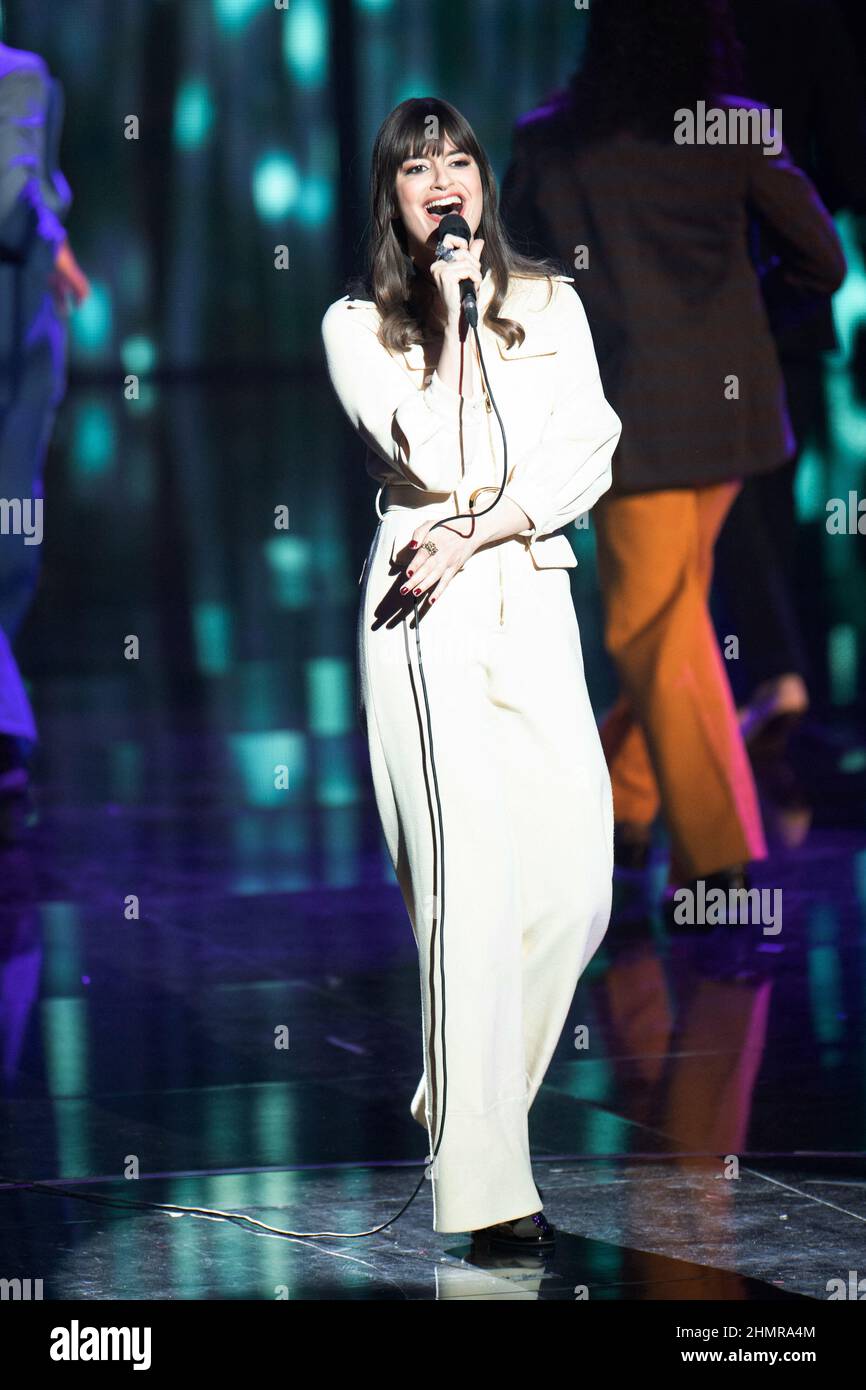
[469, 467, 515, 511]
[468, 485, 489, 511]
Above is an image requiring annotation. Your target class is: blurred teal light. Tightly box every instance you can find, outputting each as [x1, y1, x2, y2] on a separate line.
[839, 748, 866, 774]
[213, 0, 268, 30]
[317, 743, 359, 808]
[174, 78, 215, 151]
[42, 998, 88, 1098]
[193, 602, 233, 676]
[394, 77, 435, 105]
[229, 731, 305, 807]
[548, 1058, 614, 1105]
[252, 152, 300, 219]
[793, 445, 824, 524]
[264, 535, 311, 606]
[307, 658, 352, 736]
[283, 0, 327, 84]
[41, 902, 82, 997]
[71, 281, 112, 357]
[826, 366, 866, 464]
[72, 403, 115, 479]
[121, 335, 157, 375]
[807, 945, 844, 1048]
[828, 624, 857, 706]
[832, 213, 866, 362]
[298, 173, 334, 226]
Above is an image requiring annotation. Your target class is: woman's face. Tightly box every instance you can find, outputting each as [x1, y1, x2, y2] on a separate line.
[394, 135, 483, 268]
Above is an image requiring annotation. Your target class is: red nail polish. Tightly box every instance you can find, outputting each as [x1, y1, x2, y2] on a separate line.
[413, 588, 421, 595]
[410, 540, 418, 549]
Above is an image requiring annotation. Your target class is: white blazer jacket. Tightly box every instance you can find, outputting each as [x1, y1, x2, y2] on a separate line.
[321, 268, 622, 570]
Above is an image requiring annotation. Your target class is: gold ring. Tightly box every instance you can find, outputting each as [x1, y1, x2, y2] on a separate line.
[422, 539, 438, 555]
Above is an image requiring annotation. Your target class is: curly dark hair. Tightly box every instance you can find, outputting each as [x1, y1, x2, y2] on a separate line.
[566, 0, 746, 142]
[352, 97, 564, 354]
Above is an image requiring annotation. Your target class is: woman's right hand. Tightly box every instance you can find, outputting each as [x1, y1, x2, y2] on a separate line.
[430, 234, 484, 327]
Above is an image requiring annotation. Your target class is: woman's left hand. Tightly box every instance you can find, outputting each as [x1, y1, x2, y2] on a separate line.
[399, 518, 478, 606]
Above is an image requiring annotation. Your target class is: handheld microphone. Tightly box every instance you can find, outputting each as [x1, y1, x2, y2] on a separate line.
[435, 211, 479, 328]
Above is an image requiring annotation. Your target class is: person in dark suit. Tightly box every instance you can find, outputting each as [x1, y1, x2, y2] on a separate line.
[500, 0, 845, 900]
[714, 0, 866, 744]
[0, 41, 88, 816]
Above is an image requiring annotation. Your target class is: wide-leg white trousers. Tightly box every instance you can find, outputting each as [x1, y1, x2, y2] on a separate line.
[357, 500, 614, 1234]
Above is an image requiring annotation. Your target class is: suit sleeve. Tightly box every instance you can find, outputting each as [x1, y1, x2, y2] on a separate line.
[501, 283, 621, 540]
[321, 300, 486, 494]
[0, 62, 67, 262]
[746, 127, 847, 295]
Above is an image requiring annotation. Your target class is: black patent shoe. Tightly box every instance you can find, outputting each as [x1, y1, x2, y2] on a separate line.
[663, 864, 753, 934]
[471, 1210, 556, 1249]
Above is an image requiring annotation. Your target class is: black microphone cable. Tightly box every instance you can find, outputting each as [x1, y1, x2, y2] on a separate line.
[404, 314, 509, 1185]
[0, 322, 509, 1242]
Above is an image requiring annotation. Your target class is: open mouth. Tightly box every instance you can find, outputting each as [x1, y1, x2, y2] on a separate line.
[424, 195, 464, 224]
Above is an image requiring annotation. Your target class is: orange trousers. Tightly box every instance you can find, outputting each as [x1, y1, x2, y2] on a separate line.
[593, 481, 767, 881]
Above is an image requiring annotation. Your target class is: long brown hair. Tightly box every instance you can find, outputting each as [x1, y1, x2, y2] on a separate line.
[357, 97, 562, 353]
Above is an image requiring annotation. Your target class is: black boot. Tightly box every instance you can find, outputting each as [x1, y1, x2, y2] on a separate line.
[471, 1210, 556, 1249]
[614, 821, 652, 873]
[664, 864, 753, 933]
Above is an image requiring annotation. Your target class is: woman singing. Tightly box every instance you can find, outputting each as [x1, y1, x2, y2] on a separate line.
[321, 98, 622, 1247]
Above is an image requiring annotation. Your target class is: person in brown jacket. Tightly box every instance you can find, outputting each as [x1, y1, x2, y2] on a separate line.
[500, 0, 846, 901]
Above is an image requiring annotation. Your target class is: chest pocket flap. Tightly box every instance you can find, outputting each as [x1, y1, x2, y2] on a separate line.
[497, 332, 558, 360]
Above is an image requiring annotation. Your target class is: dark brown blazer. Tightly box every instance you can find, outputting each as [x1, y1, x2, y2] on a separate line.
[500, 96, 846, 494]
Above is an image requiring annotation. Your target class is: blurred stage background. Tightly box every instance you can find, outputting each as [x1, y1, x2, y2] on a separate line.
[3, 0, 865, 744]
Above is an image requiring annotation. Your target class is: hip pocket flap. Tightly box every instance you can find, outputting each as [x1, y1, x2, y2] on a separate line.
[528, 534, 578, 569]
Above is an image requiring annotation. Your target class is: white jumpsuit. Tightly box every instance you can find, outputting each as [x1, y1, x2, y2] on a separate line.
[322, 270, 622, 1233]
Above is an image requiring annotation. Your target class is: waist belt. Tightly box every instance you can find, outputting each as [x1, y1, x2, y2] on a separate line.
[376, 478, 509, 519]
[375, 482, 577, 568]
